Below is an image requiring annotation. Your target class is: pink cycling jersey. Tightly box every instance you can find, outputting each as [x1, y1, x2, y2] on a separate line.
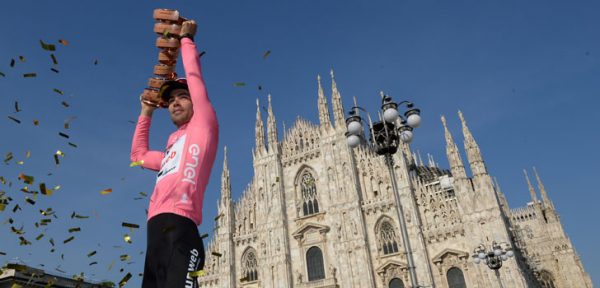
[130, 38, 218, 226]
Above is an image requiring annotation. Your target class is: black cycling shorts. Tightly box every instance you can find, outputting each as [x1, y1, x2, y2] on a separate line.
[142, 213, 205, 288]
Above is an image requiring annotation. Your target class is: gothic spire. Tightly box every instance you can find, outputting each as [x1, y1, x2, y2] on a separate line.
[267, 94, 279, 153]
[330, 69, 346, 129]
[533, 167, 554, 209]
[458, 111, 488, 176]
[441, 115, 467, 179]
[523, 169, 538, 203]
[221, 146, 231, 201]
[317, 74, 332, 129]
[255, 98, 266, 153]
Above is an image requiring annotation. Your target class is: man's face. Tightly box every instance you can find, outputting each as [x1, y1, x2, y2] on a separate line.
[168, 88, 194, 126]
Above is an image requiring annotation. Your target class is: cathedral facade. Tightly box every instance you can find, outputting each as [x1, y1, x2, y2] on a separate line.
[198, 71, 592, 288]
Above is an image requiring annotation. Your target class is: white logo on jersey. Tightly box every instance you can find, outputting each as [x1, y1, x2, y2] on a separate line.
[182, 144, 200, 185]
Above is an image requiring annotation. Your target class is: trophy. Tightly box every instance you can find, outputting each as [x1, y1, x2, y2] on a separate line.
[141, 9, 187, 108]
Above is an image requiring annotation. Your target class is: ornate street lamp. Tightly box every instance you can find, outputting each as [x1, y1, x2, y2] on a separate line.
[473, 241, 514, 288]
[345, 92, 422, 288]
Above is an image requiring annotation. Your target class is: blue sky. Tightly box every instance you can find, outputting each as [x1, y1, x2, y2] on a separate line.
[1, 0, 598, 286]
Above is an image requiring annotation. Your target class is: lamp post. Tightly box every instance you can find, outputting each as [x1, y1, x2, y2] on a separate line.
[345, 92, 421, 288]
[472, 241, 514, 288]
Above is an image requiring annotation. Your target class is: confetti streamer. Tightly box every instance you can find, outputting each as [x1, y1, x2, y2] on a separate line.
[71, 212, 89, 219]
[233, 82, 246, 87]
[122, 222, 140, 229]
[100, 188, 113, 195]
[7, 116, 21, 124]
[53, 88, 64, 95]
[63, 236, 75, 244]
[50, 54, 58, 65]
[262, 50, 271, 60]
[118, 272, 132, 287]
[40, 40, 56, 51]
[188, 270, 205, 277]
[23, 73, 37, 78]
[129, 160, 144, 167]
[19, 173, 34, 184]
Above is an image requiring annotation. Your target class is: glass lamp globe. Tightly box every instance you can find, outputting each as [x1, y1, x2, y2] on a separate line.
[406, 113, 421, 128]
[494, 249, 502, 256]
[506, 250, 514, 257]
[347, 134, 361, 148]
[478, 252, 486, 259]
[383, 108, 399, 123]
[473, 258, 481, 264]
[400, 130, 413, 143]
[347, 121, 363, 136]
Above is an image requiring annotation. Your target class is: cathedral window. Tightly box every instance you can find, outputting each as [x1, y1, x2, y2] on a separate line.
[379, 221, 400, 255]
[389, 278, 405, 288]
[301, 172, 319, 216]
[446, 267, 466, 288]
[539, 270, 556, 288]
[241, 248, 258, 282]
[306, 246, 325, 281]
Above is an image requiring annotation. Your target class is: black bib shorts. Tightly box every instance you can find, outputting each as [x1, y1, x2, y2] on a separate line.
[142, 213, 205, 288]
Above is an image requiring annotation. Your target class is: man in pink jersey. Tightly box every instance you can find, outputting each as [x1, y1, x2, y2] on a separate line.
[131, 20, 218, 288]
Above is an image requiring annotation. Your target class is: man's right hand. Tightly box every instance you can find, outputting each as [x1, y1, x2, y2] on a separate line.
[140, 93, 158, 117]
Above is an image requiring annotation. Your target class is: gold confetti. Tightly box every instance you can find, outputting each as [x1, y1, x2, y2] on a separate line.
[40, 40, 56, 51]
[200, 233, 208, 239]
[33, 120, 39, 126]
[199, 51, 206, 58]
[61, 101, 69, 108]
[16, 161, 24, 165]
[23, 73, 37, 78]
[89, 261, 98, 266]
[119, 254, 130, 261]
[58, 132, 69, 138]
[49, 238, 55, 246]
[40, 183, 53, 196]
[68, 142, 78, 148]
[19, 173, 34, 184]
[50, 68, 59, 73]
[212, 251, 222, 257]
[25, 197, 35, 205]
[93, 59, 98, 65]
[26, 151, 30, 158]
[8, 116, 21, 124]
[0, 71, 5, 77]
[40, 208, 54, 216]
[63, 236, 74, 244]
[129, 160, 144, 167]
[14, 101, 21, 112]
[0, 251, 6, 256]
[100, 188, 113, 195]
[36, 233, 45, 240]
[18, 56, 25, 62]
[118, 272, 132, 287]
[50, 54, 58, 65]
[11, 226, 25, 235]
[59, 39, 69, 45]
[71, 212, 89, 219]
[124, 234, 132, 244]
[68, 227, 81, 233]
[262, 50, 271, 59]
[233, 82, 246, 87]
[53, 88, 64, 95]
[87, 251, 97, 257]
[122, 222, 139, 229]
[19, 236, 31, 245]
[10, 59, 15, 67]
[188, 270, 205, 277]
[0, 204, 5, 211]
[4, 153, 13, 163]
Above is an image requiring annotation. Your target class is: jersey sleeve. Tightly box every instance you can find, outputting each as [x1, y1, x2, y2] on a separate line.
[180, 38, 218, 132]
[130, 115, 164, 171]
